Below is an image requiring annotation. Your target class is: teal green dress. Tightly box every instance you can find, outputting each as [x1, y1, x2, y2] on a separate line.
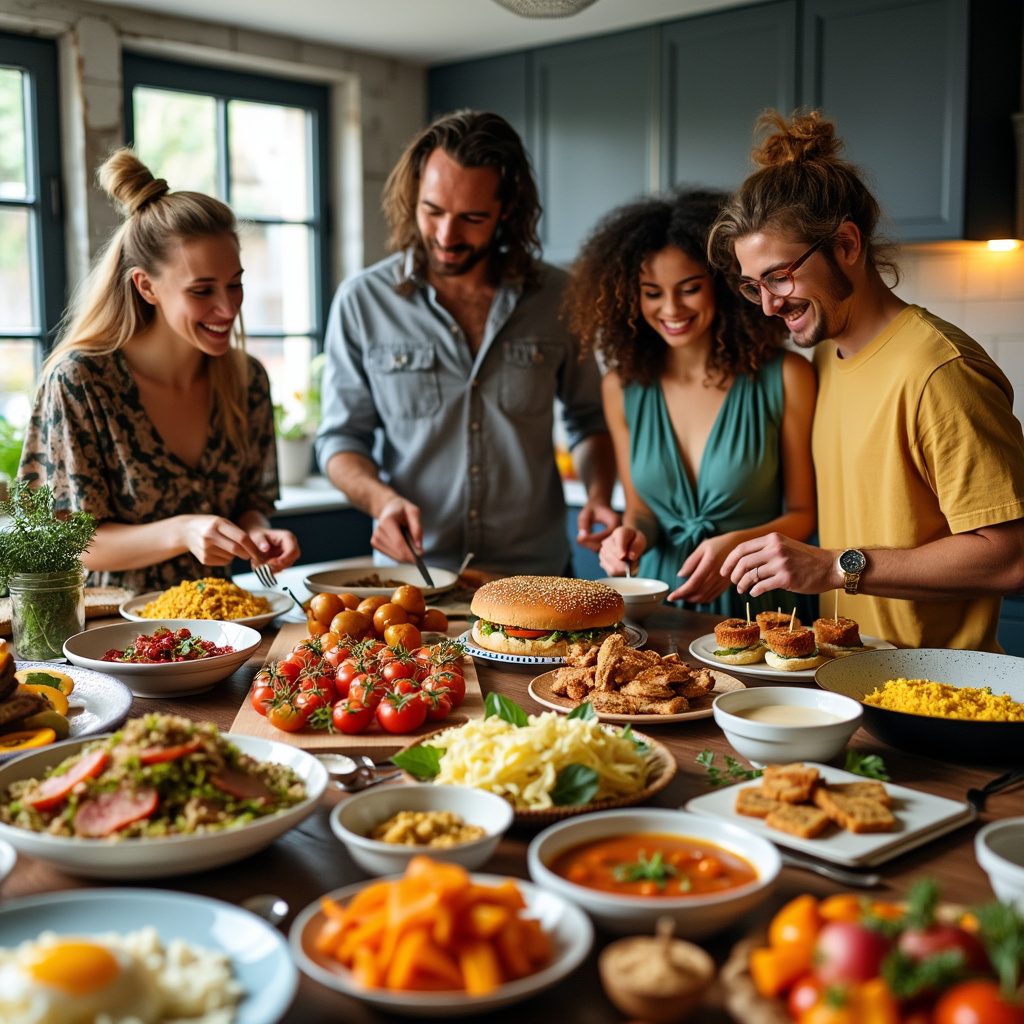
[623, 353, 817, 620]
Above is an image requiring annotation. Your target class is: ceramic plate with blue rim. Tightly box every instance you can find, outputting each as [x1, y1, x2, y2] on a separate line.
[2, 662, 132, 761]
[457, 624, 648, 666]
[0, 888, 298, 1023]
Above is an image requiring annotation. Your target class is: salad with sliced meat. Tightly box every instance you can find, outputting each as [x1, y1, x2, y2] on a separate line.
[0, 713, 307, 839]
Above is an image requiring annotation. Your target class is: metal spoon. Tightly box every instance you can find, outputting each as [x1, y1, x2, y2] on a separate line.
[457, 551, 475, 575]
[780, 851, 882, 888]
[966, 767, 1024, 811]
[316, 753, 361, 783]
[241, 894, 289, 928]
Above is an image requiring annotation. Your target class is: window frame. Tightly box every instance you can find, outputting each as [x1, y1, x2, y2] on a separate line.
[122, 52, 332, 348]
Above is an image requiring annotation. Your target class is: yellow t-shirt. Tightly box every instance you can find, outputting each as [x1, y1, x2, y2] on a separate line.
[812, 305, 1024, 651]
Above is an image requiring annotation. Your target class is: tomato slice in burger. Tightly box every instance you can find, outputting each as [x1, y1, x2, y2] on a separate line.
[503, 627, 552, 639]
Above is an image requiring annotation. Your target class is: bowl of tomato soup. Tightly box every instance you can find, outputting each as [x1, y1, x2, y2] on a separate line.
[527, 809, 779, 936]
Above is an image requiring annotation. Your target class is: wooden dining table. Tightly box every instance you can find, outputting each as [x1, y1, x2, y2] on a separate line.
[4, 604, 1022, 1023]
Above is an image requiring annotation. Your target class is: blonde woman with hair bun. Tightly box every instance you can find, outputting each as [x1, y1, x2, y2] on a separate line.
[19, 148, 299, 591]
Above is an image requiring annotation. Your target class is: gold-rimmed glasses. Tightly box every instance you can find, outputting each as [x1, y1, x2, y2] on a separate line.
[737, 238, 825, 304]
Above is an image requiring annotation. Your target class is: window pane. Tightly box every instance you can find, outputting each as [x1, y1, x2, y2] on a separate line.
[133, 87, 218, 196]
[0, 68, 26, 199]
[0, 338, 36, 433]
[0, 207, 36, 331]
[239, 222, 312, 333]
[248, 335, 317, 428]
[229, 101, 310, 219]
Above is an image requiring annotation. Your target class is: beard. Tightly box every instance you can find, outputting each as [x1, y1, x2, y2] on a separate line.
[779, 253, 853, 348]
[425, 237, 493, 277]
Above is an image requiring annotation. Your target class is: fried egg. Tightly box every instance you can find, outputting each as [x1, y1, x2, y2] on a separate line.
[0, 936, 163, 1024]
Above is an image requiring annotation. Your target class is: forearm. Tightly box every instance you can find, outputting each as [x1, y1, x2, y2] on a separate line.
[83, 521, 188, 571]
[325, 451, 401, 520]
[572, 432, 615, 505]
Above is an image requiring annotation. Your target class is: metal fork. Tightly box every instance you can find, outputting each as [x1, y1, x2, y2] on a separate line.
[251, 562, 305, 614]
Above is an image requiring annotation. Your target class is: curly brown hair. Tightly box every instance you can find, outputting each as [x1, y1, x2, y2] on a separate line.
[565, 188, 787, 388]
[708, 110, 899, 285]
[382, 109, 541, 289]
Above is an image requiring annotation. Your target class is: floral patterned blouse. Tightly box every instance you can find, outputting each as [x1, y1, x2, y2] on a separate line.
[19, 350, 279, 593]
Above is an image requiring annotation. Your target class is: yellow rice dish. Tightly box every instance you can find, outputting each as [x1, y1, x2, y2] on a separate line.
[139, 578, 270, 621]
[863, 677, 1024, 722]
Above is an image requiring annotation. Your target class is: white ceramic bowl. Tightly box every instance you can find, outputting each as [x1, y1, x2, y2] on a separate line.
[290, 873, 593, 1017]
[0, 733, 327, 879]
[119, 588, 291, 629]
[975, 816, 1024, 912]
[63, 619, 261, 697]
[527, 808, 780, 937]
[712, 686, 863, 765]
[331, 783, 514, 874]
[595, 577, 670, 622]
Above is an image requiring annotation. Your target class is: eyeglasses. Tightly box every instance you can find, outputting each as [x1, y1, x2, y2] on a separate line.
[737, 238, 825, 304]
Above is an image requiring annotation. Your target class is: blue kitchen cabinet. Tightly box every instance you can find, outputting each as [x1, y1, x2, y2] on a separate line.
[427, 51, 529, 145]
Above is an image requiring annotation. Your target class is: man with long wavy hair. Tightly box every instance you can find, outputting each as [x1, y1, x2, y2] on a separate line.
[316, 110, 617, 576]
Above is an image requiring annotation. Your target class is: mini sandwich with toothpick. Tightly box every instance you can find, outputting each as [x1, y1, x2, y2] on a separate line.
[762, 609, 825, 671]
[813, 592, 868, 658]
[712, 603, 765, 665]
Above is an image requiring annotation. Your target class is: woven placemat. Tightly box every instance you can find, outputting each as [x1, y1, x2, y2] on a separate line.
[0, 586, 134, 638]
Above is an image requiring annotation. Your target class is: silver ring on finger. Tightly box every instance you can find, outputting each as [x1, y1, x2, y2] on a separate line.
[753, 565, 760, 582]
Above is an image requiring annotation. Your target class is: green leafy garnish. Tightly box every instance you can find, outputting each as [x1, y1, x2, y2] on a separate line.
[551, 763, 599, 805]
[696, 749, 762, 787]
[484, 692, 529, 727]
[881, 948, 968, 999]
[390, 744, 446, 779]
[611, 850, 689, 891]
[622, 723, 650, 755]
[975, 900, 1024, 998]
[567, 701, 596, 721]
[22, 672, 65, 689]
[845, 749, 890, 781]
[713, 643, 761, 656]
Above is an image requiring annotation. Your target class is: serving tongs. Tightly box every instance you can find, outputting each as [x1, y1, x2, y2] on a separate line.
[966, 767, 1024, 811]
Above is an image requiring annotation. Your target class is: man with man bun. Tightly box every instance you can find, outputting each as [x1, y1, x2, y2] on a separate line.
[713, 110, 1024, 651]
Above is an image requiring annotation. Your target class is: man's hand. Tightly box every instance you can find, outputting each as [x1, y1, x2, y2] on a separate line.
[576, 501, 620, 552]
[720, 532, 838, 597]
[668, 534, 735, 604]
[372, 497, 424, 563]
[599, 526, 647, 576]
[178, 515, 263, 566]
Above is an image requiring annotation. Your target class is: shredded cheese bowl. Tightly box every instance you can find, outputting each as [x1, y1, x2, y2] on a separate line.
[815, 648, 1024, 765]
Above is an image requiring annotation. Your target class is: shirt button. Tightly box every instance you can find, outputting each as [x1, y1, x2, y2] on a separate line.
[469, 509, 478, 519]
[450, 323, 460, 335]
[470, 421, 480, 431]
[471, 464, 480, 476]
[471, 378, 479, 388]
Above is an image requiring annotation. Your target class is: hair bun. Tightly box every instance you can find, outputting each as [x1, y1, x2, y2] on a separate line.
[97, 147, 170, 215]
[751, 109, 842, 169]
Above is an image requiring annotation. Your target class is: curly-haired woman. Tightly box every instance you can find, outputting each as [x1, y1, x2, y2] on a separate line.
[564, 188, 817, 616]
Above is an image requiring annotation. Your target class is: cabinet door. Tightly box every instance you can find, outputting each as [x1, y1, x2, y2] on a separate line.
[802, 0, 968, 241]
[427, 53, 529, 145]
[662, 1, 797, 191]
[531, 28, 657, 265]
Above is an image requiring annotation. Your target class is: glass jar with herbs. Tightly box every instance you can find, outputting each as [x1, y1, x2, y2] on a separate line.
[0, 483, 96, 661]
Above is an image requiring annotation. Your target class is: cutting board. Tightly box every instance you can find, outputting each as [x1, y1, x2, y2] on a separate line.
[228, 623, 485, 758]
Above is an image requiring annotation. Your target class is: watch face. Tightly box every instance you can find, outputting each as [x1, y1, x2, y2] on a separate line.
[839, 549, 866, 573]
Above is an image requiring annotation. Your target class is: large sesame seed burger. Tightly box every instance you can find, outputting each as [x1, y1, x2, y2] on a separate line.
[470, 575, 625, 657]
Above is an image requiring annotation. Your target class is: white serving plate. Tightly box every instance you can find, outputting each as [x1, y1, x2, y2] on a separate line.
[3, 662, 132, 760]
[688, 633, 896, 681]
[303, 564, 458, 599]
[0, 733, 328, 879]
[290, 874, 592, 1017]
[0, 837, 14, 884]
[119, 588, 291, 629]
[458, 624, 648, 666]
[685, 762, 975, 867]
[528, 667, 745, 723]
[63, 619, 261, 697]
[0, 888, 297, 1024]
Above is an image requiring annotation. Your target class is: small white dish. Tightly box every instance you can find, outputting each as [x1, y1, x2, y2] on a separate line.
[303, 565, 458, 599]
[331, 783, 513, 874]
[712, 686, 863, 765]
[0, 837, 15, 885]
[119, 588, 291, 629]
[0, 888, 297, 1024]
[595, 576, 669, 622]
[290, 873, 593, 1017]
[975, 816, 1024, 911]
[528, 808, 780, 937]
[0, 733, 328, 879]
[63, 619, 261, 697]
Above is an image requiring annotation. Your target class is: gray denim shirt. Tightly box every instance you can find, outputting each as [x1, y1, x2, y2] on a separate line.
[315, 252, 607, 575]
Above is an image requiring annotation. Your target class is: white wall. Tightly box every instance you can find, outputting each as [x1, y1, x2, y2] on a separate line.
[0, 0, 426, 287]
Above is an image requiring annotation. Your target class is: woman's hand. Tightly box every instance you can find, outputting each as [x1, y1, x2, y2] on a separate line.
[177, 515, 263, 566]
[247, 526, 300, 571]
[668, 534, 736, 604]
[599, 526, 647, 576]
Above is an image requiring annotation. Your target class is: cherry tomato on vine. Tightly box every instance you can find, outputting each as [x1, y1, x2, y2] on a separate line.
[376, 692, 427, 734]
[424, 670, 465, 708]
[350, 673, 384, 710]
[250, 683, 275, 716]
[420, 685, 452, 722]
[331, 698, 373, 734]
[267, 700, 309, 732]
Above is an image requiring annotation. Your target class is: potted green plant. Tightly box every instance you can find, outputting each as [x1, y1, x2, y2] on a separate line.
[0, 482, 96, 661]
[0, 416, 24, 502]
[273, 354, 324, 487]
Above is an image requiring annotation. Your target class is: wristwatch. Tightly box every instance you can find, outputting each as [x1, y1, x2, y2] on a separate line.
[837, 548, 867, 595]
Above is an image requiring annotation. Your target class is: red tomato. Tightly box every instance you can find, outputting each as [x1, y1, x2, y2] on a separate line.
[420, 686, 452, 722]
[381, 659, 416, 685]
[250, 683, 276, 716]
[349, 673, 384, 710]
[267, 700, 309, 733]
[331, 698, 374, 735]
[897, 925, 989, 973]
[376, 692, 427, 734]
[934, 981, 1024, 1024]
[322, 643, 351, 669]
[813, 922, 891, 986]
[787, 975, 824, 1019]
[425, 670, 465, 708]
[411, 646, 435, 677]
[389, 677, 420, 696]
[504, 626, 550, 638]
[274, 657, 303, 688]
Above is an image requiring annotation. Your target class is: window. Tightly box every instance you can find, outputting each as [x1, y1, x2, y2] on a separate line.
[123, 55, 330, 418]
[0, 31, 66, 432]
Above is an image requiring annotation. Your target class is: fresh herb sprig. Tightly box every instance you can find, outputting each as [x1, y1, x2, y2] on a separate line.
[612, 850, 686, 891]
[0, 481, 96, 587]
[844, 749, 890, 781]
[696, 749, 763, 787]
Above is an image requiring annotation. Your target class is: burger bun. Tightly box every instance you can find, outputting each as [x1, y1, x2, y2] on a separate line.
[763, 650, 826, 672]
